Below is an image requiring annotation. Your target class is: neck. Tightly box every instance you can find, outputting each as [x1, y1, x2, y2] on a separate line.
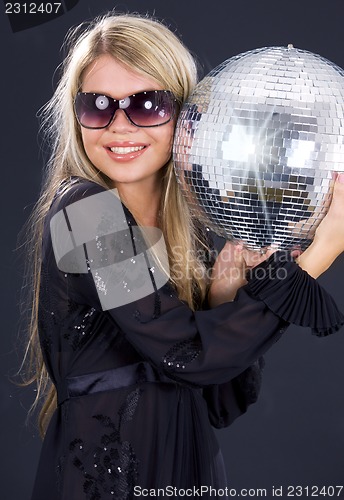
[115, 174, 164, 227]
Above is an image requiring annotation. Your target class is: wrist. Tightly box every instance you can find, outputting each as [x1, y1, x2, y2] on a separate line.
[208, 275, 247, 307]
[296, 236, 341, 278]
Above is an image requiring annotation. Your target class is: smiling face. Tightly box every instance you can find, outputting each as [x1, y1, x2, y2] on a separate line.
[79, 54, 175, 189]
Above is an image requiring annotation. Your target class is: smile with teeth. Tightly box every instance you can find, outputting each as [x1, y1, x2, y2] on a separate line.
[109, 145, 145, 154]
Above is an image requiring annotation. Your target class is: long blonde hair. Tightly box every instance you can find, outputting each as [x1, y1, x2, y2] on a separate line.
[22, 12, 210, 436]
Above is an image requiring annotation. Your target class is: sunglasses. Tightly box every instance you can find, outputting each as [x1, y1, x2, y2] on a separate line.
[74, 90, 178, 129]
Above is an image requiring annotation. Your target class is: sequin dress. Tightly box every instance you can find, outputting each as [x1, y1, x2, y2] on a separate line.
[30, 177, 344, 500]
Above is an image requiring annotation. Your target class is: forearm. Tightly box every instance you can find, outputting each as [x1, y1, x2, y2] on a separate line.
[296, 173, 344, 278]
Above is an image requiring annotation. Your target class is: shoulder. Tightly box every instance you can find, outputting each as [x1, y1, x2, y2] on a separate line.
[51, 176, 107, 210]
[45, 176, 111, 226]
[43, 177, 110, 250]
[46, 176, 130, 244]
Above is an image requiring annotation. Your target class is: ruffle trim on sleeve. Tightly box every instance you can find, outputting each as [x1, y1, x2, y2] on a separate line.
[246, 251, 344, 337]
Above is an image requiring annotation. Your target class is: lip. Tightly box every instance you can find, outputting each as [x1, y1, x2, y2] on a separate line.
[104, 142, 149, 162]
[105, 141, 147, 148]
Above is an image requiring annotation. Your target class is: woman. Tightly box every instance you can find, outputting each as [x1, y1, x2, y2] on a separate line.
[24, 12, 344, 500]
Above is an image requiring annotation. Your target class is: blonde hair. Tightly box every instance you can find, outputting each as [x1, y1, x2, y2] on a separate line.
[22, 12, 210, 436]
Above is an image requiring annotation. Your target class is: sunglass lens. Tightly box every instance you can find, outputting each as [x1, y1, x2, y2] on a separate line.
[127, 91, 175, 126]
[75, 94, 115, 128]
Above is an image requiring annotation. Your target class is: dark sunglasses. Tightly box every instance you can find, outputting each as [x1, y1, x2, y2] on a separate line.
[74, 90, 178, 129]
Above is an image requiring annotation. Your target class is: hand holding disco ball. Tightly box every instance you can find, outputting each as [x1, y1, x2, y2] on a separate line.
[173, 45, 344, 251]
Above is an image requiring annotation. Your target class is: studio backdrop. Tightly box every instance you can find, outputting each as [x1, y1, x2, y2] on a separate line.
[1, 1, 344, 499]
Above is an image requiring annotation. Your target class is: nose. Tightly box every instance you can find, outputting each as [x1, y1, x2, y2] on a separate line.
[107, 109, 138, 133]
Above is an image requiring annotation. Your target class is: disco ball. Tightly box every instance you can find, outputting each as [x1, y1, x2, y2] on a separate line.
[173, 46, 344, 250]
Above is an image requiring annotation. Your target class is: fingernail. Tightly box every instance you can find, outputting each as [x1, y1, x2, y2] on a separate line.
[338, 173, 344, 183]
[332, 171, 338, 180]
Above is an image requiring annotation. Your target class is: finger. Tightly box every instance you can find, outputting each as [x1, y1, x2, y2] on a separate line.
[241, 248, 262, 268]
[328, 171, 344, 212]
[233, 243, 244, 253]
[290, 244, 302, 259]
[335, 172, 344, 188]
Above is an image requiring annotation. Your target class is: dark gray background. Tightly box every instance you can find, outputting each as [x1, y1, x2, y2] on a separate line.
[1, 1, 344, 499]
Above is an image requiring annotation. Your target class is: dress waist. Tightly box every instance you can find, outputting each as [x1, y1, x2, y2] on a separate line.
[57, 361, 170, 406]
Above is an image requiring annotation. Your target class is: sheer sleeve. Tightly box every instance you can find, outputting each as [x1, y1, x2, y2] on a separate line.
[246, 251, 344, 336]
[202, 357, 265, 428]
[42, 178, 343, 390]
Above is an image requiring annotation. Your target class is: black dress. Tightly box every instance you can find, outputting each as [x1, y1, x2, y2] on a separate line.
[30, 177, 344, 500]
